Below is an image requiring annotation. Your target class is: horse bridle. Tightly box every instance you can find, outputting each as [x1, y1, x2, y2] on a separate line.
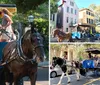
[18, 32, 44, 63]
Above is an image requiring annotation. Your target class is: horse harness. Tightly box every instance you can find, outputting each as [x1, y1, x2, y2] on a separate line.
[1, 32, 44, 66]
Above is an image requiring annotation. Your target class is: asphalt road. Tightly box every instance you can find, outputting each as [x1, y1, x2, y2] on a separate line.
[50, 72, 100, 85]
[23, 67, 49, 85]
[50, 37, 100, 43]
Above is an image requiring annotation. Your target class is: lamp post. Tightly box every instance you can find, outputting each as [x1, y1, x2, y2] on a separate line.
[28, 15, 34, 27]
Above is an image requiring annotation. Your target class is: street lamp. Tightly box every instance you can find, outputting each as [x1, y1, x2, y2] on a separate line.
[28, 15, 34, 26]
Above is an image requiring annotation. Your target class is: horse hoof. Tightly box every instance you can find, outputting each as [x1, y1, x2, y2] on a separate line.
[68, 81, 70, 83]
[77, 79, 80, 81]
[57, 84, 61, 85]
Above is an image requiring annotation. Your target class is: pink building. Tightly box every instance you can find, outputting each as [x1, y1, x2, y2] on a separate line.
[57, 0, 79, 32]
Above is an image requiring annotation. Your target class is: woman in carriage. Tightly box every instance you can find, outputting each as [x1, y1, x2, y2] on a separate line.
[0, 8, 16, 85]
[0, 8, 16, 42]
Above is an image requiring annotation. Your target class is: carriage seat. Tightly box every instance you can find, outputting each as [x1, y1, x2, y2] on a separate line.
[82, 60, 95, 69]
[0, 42, 8, 68]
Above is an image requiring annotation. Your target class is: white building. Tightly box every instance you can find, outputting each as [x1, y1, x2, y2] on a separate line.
[57, 0, 79, 32]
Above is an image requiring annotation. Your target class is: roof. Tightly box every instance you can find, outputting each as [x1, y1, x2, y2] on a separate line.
[79, 8, 93, 12]
[85, 48, 100, 54]
[0, 4, 16, 7]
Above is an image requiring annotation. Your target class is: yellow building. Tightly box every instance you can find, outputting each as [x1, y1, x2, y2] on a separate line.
[79, 8, 96, 32]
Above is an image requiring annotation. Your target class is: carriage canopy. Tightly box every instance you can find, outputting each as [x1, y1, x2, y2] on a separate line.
[85, 48, 100, 54]
[0, 4, 17, 13]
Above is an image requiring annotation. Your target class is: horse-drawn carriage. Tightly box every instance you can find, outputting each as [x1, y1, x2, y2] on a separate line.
[0, 4, 47, 85]
[51, 48, 100, 85]
[79, 48, 100, 76]
[0, 24, 46, 85]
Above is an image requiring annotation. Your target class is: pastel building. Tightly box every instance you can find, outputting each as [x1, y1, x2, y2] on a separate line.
[57, 0, 79, 32]
[79, 8, 96, 32]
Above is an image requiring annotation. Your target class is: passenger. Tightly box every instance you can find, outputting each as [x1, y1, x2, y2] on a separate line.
[0, 8, 16, 42]
[88, 52, 93, 60]
[94, 55, 99, 67]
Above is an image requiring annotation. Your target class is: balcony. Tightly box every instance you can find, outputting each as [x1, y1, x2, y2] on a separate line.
[79, 19, 96, 27]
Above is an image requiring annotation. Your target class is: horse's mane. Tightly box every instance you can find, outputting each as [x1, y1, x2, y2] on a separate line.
[53, 57, 64, 66]
[22, 30, 31, 40]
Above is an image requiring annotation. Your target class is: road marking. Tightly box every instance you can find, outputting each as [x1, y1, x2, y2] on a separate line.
[83, 78, 100, 85]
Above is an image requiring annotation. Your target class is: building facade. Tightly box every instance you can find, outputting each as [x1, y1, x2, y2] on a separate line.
[62, 0, 79, 32]
[79, 8, 96, 33]
[50, 0, 79, 34]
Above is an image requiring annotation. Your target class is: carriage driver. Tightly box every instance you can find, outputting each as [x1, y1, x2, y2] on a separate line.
[0, 8, 16, 42]
[62, 51, 68, 64]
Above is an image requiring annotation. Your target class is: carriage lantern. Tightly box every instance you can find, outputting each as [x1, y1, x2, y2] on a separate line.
[28, 15, 34, 26]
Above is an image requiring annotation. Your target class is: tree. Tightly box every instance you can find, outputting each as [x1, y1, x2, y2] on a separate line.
[0, 0, 48, 13]
[88, 4, 100, 23]
[0, 0, 49, 59]
[50, 0, 59, 14]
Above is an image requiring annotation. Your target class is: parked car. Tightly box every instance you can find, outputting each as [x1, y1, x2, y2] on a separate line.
[50, 63, 74, 78]
[50, 65, 62, 78]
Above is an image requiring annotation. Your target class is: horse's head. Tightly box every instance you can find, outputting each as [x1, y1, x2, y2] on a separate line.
[52, 57, 64, 67]
[52, 57, 58, 67]
[53, 29, 59, 37]
[30, 25, 46, 62]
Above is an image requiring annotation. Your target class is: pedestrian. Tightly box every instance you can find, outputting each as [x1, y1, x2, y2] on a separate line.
[0, 8, 16, 42]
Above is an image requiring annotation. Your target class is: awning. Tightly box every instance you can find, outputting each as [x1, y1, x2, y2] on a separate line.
[0, 4, 16, 7]
[85, 48, 100, 54]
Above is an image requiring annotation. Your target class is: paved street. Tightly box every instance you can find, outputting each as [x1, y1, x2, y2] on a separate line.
[50, 36, 100, 42]
[23, 67, 49, 85]
[50, 72, 100, 85]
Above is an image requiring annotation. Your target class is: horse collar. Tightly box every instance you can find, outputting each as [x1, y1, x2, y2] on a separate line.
[17, 36, 37, 63]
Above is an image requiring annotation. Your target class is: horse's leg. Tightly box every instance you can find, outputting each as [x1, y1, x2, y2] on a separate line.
[66, 71, 71, 83]
[57, 72, 65, 85]
[13, 75, 20, 85]
[75, 68, 80, 81]
[29, 72, 37, 85]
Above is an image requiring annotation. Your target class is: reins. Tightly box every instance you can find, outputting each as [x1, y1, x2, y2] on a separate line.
[0, 30, 44, 66]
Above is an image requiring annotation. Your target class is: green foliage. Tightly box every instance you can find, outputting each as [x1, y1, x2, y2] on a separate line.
[50, 0, 59, 14]
[0, 0, 49, 60]
[88, 4, 100, 23]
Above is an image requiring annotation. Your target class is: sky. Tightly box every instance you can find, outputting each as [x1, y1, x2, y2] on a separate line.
[74, 0, 100, 8]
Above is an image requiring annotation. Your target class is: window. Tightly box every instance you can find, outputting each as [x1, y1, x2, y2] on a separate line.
[75, 19, 76, 24]
[50, 14, 52, 20]
[67, 17, 69, 23]
[89, 19, 90, 23]
[67, 7, 69, 13]
[91, 19, 94, 24]
[75, 10, 77, 15]
[71, 18, 73, 23]
[86, 11, 88, 14]
[66, 28, 68, 32]
[70, 1, 74, 6]
[87, 18, 88, 23]
[53, 14, 55, 21]
[71, 8, 73, 14]
[89, 12, 90, 15]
